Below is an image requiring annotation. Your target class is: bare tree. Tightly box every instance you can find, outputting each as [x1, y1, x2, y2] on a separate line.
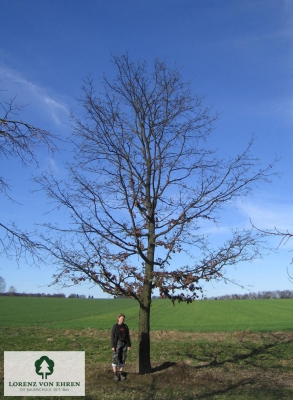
[8, 285, 16, 293]
[0, 276, 6, 293]
[36, 55, 275, 373]
[250, 223, 292, 248]
[251, 222, 293, 281]
[0, 92, 57, 261]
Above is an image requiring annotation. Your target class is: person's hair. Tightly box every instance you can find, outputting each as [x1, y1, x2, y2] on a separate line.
[117, 313, 125, 321]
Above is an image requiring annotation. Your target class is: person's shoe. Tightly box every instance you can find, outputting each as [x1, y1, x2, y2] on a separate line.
[114, 372, 119, 382]
[119, 372, 126, 380]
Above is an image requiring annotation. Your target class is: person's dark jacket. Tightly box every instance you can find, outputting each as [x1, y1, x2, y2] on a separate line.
[111, 323, 131, 349]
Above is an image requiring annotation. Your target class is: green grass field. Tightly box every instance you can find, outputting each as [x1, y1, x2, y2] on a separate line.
[1, 297, 293, 332]
[1, 297, 293, 399]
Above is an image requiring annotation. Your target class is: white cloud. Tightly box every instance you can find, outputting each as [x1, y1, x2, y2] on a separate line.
[0, 65, 69, 125]
[43, 96, 69, 125]
[46, 157, 59, 174]
[238, 198, 293, 232]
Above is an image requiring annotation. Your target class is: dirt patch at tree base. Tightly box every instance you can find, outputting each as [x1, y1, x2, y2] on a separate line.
[87, 331, 293, 398]
[89, 358, 293, 400]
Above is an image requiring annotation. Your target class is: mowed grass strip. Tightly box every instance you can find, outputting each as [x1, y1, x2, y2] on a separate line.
[1, 297, 293, 332]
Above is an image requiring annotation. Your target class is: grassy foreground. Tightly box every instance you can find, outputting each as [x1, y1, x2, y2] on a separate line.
[1, 327, 293, 399]
[1, 298, 293, 399]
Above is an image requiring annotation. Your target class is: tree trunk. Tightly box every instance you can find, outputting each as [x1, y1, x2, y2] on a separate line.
[137, 293, 152, 374]
[137, 256, 153, 373]
[137, 177, 154, 374]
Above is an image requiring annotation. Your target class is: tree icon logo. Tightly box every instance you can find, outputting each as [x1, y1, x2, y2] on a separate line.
[35, 356, 54, 379]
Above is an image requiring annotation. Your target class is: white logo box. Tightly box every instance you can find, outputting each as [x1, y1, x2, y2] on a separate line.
[4, 351, 85, 397]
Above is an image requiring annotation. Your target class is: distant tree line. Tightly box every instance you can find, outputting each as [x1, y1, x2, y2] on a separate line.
[0, 292, 66, 297]
[2, 289, 293, 300]
[0, 292, 95, 298]
[68, 293, 94, 299]
[206, 290, 293, 300]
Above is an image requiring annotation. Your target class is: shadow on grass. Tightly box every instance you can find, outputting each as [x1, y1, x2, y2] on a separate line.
[151, 361, 176, 373]
[185, 333, 293, 370]
[178, 333, 293, 399]
[136, 333, 293, 399]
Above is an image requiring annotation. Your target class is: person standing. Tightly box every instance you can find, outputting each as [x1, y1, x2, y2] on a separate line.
[111, 313, 131, 381]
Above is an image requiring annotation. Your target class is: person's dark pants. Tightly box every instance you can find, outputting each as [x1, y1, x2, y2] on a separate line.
[112, 340, 128, 368]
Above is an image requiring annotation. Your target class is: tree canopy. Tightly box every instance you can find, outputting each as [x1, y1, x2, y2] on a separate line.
[0, 92, 57, 261]
[36, 54, 276, 373]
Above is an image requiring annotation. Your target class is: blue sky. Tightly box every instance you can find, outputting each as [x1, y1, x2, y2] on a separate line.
[1, 0, 293, 298]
